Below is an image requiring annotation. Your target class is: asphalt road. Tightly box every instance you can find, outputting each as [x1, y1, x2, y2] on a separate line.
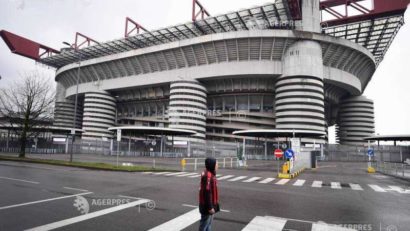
[0, 160, 409, 231]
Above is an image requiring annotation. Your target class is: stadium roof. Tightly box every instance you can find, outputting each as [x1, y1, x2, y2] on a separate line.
[232, 129, 326, 138]
[2, 1, 407, 69]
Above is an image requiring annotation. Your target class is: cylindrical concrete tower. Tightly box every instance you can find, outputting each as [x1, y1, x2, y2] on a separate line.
[81, 91, 116, 140]
[169, 80, 207, 143]
[275, 0, 325, 134]
[53, 82, 82, 129]
[338, 96, 375, 145]
[275, 40, 325, 132]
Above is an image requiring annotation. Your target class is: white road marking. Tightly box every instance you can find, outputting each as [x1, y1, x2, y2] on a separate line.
[63, 187, 89, 192]
[258, 178, 275, 184]
[293, 179, 306, 186]
[153, 172, 172, 175]
[216, 174, 222, 177]
[217, 175, 235, 180]
[331, 182, 342, 189]
[243, 177, 261, 183]
[312, 181, 323, 188]
[188, 174, 201, 178]
[0, 176, 39, 184]
[387, 186, 410, 194]
[368, 184, 386, 192]
[176, 173, 198, 177]
[275, 179, 290, 185]
[148, 208, 200, 231]
[142, 172, 153, 174]
[349, 183, 363, 191]
[0, 192, 92, 211]
[118, 195, 142, 200]
[25, 198, 151, 231]
[228, 176, 248, 182]
[165, 172, 187, 176]
[242, 216, 287, 231]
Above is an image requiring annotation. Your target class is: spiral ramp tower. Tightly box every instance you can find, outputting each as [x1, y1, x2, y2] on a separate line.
[168, 80, 207, 143]
[81, 91, 116, 140]
[338, 96, 375, 146]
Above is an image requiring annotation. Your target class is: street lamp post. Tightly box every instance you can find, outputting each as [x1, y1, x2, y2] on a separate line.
[63, 41, 81, 162]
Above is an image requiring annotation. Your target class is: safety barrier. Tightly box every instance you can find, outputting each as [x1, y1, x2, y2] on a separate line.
[181, 157, 239, 171]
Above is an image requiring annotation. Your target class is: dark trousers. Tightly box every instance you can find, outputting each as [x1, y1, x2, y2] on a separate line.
[199, 214, 214, 231]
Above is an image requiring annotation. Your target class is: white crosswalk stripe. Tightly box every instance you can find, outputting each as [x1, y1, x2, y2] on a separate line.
[258, 178, 275, 184]
[165, 172, 187, 176]
[188, 174, 201, 178]
[142, 172, 153, 174]
[312, 181, 323, 188]
[217, 175, 235, 180]
[243, 177, 261, 183]
[349, 183, 363, 191]
[293, 179, 306, 186]
[228, 176, 248, 182]
[331, 182, 342, 189]
[153, 172, 171, 175]
[148, 208, 200, 231]
[242, 216, 354, 231]
[368, 184, 386, 192]
[176, 173, 198, 177]
[242, 216, 286, 230]
[387, 186, 410, 194]
[275, 179, 290, 185]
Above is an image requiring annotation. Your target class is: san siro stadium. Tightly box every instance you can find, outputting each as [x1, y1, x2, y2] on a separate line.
[1, 0, 409, 155]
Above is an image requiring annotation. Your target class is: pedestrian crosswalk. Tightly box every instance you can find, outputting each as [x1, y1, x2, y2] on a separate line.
[142, 171, 410, 195]
[242, 216, 354, 231]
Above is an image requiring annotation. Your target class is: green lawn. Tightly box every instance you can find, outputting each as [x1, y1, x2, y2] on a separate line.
[0, 156, 176, 172]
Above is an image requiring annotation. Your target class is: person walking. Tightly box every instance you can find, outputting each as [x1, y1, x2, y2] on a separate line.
[199, 157, 220, 231]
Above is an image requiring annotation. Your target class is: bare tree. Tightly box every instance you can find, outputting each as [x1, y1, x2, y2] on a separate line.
[0, 72, 55, 157]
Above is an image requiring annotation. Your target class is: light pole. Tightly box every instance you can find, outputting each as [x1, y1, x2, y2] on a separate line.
[63, 41, 81, 162]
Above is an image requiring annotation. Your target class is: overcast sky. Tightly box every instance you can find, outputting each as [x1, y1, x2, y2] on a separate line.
[0, 0, 409, 143]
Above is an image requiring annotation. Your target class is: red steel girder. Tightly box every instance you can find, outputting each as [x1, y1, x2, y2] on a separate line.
[288, 0, 302, 20]
[125, 17, 148, 38]
[0, 30, 60, 60]
[192, 0, 210, 22]
[320, 0, 410, 27]
[74, 32, 99, 50]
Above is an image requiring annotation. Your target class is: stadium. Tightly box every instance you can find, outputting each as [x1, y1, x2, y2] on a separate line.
[1, 0, 409, 155]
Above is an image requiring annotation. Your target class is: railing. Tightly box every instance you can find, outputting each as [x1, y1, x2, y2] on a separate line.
[181, 157, 239, 171]
[374, 161, 410, 179]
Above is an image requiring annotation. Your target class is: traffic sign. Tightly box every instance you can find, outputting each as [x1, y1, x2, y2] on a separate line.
[274, 149, 283, 158]
[367, 148, 374, 157]
[285, 149, 294, 159]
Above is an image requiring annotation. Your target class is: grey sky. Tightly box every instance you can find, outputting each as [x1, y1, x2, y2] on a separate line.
[0, 0, 409, 143]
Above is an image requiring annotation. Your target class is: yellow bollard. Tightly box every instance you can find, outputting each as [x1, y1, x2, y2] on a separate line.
[181, 158, 186, 171]
[282, 162, 289, 174]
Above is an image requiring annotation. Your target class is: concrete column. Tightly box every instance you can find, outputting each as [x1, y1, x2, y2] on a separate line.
[296, 0, 321, 33]
[338, 96, 375, 146]
[81, 91, 116, 140]
[275, 40, 325, 133]
[169, 80, 207, 143]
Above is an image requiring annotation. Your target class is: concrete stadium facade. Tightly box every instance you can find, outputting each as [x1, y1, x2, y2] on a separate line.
[52, 0, 376, 145]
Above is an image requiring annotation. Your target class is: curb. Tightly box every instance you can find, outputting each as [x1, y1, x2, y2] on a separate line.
[278, 168, 305, 179]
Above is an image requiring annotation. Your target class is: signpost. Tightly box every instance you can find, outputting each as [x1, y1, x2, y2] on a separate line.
[116, 129, 121, 167]
[274, 149, 283, 174]
[367, 141, 375, 173]
[285, 149, 295, 173]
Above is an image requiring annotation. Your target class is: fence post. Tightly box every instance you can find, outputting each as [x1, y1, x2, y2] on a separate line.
[153, 159, 155, 169]
[194, 158, 197, 171]
[402, 164, 405, 177]
[230, 158, 233, 168]
[223, 158, 226, 168]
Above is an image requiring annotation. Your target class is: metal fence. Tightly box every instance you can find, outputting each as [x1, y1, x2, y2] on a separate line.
[323, 144, 410, 163]
[374, 161, 410, 180]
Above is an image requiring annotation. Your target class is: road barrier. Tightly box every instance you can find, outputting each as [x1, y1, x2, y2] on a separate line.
[181, 157, 239, 171]
[374, 161, 410, 180]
